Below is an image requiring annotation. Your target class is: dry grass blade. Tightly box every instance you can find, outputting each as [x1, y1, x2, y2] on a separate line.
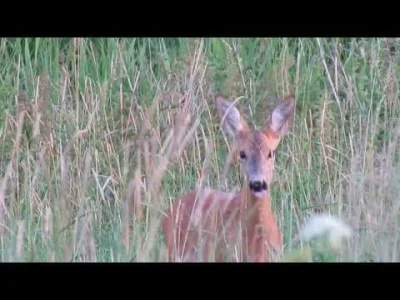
[0, 164, 12, 236]
[16, 220, 25, 261]
[132, 170, 143, 221]
[75, 212, 97, 262]
[122, 175, 141, 254]
[44, 205, 54, 258]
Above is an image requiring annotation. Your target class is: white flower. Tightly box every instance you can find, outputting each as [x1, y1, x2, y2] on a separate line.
[298, 213, 352, 250]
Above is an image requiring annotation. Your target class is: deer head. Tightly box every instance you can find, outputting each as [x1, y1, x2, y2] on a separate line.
[215, 94, 295, 199]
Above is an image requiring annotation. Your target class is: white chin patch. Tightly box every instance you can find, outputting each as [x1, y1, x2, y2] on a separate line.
[252, 190, 267, 198]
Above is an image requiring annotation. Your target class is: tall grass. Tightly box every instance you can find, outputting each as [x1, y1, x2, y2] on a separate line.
[0, 37, 398, 262]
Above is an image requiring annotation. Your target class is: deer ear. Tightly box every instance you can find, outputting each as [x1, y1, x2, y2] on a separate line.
[215, 94, 248, 137]
[268, 95, 295, 137]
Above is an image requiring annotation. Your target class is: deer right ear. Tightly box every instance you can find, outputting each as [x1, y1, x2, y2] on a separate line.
[215, 95, 247, 137]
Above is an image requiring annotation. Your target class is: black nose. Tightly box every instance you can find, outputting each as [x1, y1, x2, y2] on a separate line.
[249, 180, 267, 192]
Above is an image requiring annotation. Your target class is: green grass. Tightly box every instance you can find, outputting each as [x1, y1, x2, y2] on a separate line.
[0, 37, 399, 262]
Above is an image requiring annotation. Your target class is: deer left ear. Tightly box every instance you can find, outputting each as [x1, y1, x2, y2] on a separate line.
[263, 95, 295, 150]
[268, 95, 295, 137]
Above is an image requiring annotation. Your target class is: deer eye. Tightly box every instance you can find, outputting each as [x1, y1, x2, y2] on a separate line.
[239, 151, 247, 160]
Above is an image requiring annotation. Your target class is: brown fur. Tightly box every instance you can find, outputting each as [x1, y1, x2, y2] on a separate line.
[161, 94, 295, 262]
[161, 184, 281, 262]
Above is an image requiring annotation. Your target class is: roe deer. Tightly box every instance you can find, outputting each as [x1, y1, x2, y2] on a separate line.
[161, 94, 295, 262]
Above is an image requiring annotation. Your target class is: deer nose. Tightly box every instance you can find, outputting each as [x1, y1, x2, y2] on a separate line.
[249, 180, 267, 192]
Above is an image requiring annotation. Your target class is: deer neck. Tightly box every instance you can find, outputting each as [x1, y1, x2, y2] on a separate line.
[241, 180, 273, 230]
[239, 177, 281, 261]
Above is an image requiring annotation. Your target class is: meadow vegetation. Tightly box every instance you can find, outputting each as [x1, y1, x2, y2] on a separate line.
[0, 37, 398, 262]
